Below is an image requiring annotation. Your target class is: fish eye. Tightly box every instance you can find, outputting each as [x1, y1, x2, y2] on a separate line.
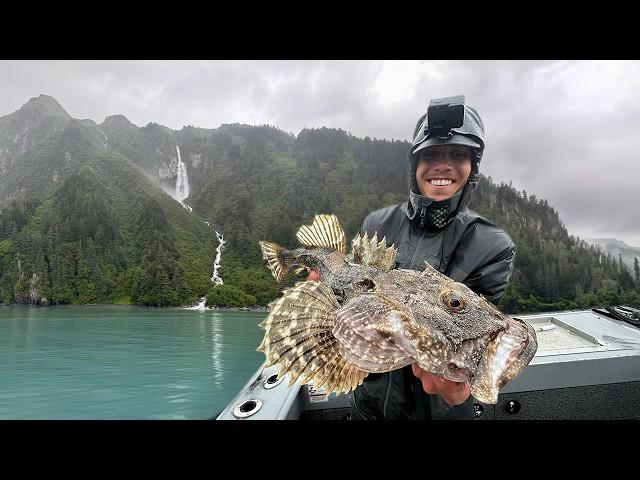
[441, 291, 465, 312]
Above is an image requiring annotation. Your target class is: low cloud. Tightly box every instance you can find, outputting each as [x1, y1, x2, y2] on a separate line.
[2, 60, 639, 246]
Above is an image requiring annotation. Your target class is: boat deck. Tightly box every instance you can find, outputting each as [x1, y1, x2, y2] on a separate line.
[217, 309, 640, 420]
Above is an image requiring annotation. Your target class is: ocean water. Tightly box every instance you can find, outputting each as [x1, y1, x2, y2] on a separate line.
[0, 305, 266, 419]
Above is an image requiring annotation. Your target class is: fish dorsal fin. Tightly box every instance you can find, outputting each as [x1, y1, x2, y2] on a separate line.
[296, 214, 346, 254]
[350, 232, 397, 270]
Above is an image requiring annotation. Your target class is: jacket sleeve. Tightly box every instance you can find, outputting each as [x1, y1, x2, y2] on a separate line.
[463, 243, 516, 304]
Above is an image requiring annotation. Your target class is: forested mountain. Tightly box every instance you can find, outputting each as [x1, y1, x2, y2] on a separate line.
[584, 238, 640, 271]
[1, 95, 638, 313]
[0, 96, 216, 307]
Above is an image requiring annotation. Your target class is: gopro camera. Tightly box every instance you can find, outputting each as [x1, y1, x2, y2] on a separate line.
[425, 95, 466, 138]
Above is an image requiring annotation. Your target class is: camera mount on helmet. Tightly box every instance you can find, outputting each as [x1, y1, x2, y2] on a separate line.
[425, 95, 466, 139]
[411, 95, 484, 155]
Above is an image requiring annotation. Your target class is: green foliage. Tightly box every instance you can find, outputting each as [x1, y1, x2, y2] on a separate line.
[0, 198, 39, 239]
[205, 284, 257, 308]
[467, 176, 640, 313]
[181, 125, 640, 314]
[0, 150, 215, 306]
[3, 98, 639, 313]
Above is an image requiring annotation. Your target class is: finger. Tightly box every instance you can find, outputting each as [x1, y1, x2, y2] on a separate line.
[441, 382, 471, 406]
[420, 375, 437, 395]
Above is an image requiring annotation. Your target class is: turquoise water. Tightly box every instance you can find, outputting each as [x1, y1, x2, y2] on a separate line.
[0, 305, 266, 419]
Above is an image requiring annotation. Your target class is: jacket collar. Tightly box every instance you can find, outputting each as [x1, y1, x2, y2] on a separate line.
[406, 180, 476, 229]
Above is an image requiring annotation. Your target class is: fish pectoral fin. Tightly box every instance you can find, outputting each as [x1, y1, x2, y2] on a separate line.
[259, 280, 367, 394]
[333, 294, 414, 369]
[296, 214, 346, 254]
[350, 232, 397, 270]
[372, 309, 411, 335]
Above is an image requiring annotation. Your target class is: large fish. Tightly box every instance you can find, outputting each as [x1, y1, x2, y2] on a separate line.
[258, 214, 537, 404]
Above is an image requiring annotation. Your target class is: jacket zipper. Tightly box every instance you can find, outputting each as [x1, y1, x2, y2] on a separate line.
[408, 225, 429, 270]
[419, 205, 427, 228]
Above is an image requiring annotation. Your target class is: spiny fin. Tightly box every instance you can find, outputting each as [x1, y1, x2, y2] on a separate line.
[259, 241, 290, 282]
[350, 232, 397, 270]
[296, 214, 346, 254]
[257, 280, 368, 394]
[421, 260, 442, 278]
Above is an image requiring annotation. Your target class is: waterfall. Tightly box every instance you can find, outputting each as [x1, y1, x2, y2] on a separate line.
[211, 232, 226, 285]
[175, 145, 190, 202]
[186, 297, 207, 310]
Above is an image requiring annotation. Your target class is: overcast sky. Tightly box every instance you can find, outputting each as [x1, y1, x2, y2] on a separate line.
[2, 60, 639, 247]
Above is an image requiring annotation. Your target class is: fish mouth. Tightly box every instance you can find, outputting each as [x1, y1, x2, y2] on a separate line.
[470, 325, 528, 404]
[491, 328, 527, 380]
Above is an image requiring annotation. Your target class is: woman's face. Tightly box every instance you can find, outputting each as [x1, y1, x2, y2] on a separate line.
[415, 145, 472, 201]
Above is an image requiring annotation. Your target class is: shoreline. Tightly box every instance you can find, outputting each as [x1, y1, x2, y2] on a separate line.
[183, 297, 268, 312]
[0, 302, 268, 312]
[205, 306, 268, 312]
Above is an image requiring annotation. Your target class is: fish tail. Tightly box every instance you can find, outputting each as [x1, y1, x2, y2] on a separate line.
[259, 241, 291, 282]
[257, 280, 368, 395]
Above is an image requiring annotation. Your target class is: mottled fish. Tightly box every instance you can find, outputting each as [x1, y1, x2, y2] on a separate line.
[258, 214, 537, 404]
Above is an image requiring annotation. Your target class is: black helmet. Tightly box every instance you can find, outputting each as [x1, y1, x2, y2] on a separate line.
[410, 96, 485, 164]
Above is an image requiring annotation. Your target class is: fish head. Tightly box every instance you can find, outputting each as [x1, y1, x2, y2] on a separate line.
[403, 267, 537, 404]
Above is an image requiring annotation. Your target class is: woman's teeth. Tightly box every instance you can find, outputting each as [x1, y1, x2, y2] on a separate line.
[429, 179, 453, 186]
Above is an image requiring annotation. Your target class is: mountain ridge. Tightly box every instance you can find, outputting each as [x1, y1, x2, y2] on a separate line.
[1, 94, 638, 312]
[584, 237, 640, 270]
